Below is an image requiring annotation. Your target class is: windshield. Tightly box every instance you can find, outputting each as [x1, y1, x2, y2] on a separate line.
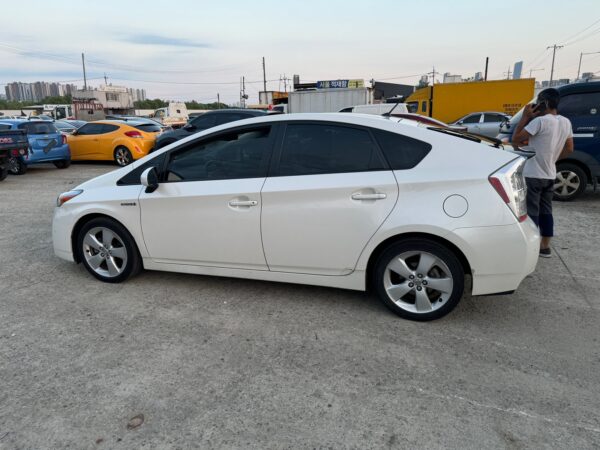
[18, 122, 58, 135]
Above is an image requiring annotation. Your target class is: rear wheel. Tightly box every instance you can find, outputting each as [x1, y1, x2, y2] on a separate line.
[8, 157, 27, 175]
[554, 163, 587, 201]
[373, 239, 465, 321]
[53, 159, 71, 169]
[77, 218, 142, 283]
[114, 146, 133, 167]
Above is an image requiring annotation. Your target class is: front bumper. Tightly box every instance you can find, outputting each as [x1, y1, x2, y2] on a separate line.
[52, 206, 75, 262]
[452, 219, 540, 296]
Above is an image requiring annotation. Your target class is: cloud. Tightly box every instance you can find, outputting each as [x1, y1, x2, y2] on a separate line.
[124, 34, 211, 48]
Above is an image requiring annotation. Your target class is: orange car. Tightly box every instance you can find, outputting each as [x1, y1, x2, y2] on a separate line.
[67, 120, 159, 166]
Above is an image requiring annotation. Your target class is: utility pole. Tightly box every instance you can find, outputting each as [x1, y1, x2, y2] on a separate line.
[242, 76, 246, 108]
[484, 57, 489, 81]
[217, 93, 220, 109]
[262, 57, 267, 94]
[577, 51, 600, 79]
[504, 65, 512, 80]
[547, 44, 563, 85]
[427, 66, 439, 84]
[81, 52, 87, 90]
[103, 72, 108, 85]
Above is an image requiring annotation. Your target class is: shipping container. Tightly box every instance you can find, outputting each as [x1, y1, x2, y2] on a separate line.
[288, 88, 373, 113]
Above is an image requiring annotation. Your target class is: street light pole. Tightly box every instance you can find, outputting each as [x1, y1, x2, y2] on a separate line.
[529, 68, 544, 78]
[577, 51, 600, 79]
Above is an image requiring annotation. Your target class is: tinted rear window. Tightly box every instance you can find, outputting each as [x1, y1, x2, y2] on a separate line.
[132, 123, 162, 133]
[372, 129, 432, 170]
[18, 122, 58, 134]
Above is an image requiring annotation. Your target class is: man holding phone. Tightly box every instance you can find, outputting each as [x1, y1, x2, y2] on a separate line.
[512, 88, 574, 258]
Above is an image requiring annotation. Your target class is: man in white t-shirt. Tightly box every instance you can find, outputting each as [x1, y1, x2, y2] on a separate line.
[512, 88, 574, 258]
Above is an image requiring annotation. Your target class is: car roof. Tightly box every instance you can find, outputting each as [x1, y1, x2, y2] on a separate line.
[556, 81, 600, 95]
[200, 109, 268, 116]
[0, 119, 51, 125]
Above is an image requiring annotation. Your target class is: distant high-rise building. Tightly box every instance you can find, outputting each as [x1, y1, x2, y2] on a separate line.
[474, 72, 483, 81]
[4, 81, 78, 102]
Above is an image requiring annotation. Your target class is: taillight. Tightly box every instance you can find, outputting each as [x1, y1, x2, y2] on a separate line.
[124, 130, 143, 138]
[489, 158, 528, 222]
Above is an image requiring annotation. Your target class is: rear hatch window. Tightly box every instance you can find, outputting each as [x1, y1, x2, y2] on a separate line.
[18, 122, 58, 135]
[132, 123, 162, 133]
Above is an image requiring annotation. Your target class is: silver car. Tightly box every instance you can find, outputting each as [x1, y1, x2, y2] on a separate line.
[452, 112, 511, 138]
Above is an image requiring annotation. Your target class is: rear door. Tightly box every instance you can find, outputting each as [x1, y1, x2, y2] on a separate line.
[460, 113, 483, 134]
[17, 122, 63, 162]
[260, 122, 398, 275]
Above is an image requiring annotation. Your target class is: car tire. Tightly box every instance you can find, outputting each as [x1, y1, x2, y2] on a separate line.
[554, 163, 587, 201]
[53, 159, 71, 169]
[8, 157, 27, 175]
[114, 146, 133, 167]
[77, 217, 142, 283]
[0, 167, 8, 181]
[373, 239, 465, 321]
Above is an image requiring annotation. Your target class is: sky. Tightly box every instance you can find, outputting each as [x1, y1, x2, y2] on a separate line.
[1, 0, 600, 104]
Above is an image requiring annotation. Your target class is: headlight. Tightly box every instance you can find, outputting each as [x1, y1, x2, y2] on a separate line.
[56, 189, 83, 207]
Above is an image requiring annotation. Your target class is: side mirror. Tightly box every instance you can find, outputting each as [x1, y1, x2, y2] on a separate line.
[141, 167, 159, 193]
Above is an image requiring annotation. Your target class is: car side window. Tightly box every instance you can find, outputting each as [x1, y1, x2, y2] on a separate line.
[559, 92, 600, 117]
[102, 124, 120, 133]
[461, 114, 481, 124]
[117, 153, 167, 186]
[76, 123, 105, 135]
[277, 123, 386, 176]
[190, 115, 216, 129]
[165, 126, 273, 182]
[372, 129, 432, 170]
[484, 114, 504, 123]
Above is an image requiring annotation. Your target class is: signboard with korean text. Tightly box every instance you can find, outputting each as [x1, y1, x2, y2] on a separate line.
[316, 79, 364, 89]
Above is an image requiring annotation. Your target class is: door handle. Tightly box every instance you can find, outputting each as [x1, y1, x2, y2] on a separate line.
[351, 193, 387, 200]
[228, 200, 258, 207]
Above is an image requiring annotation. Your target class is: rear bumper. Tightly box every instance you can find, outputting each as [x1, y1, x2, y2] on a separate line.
[26, 143, 70, 164]
[452, 219, 540, 296]
[131, 140, 155, 160]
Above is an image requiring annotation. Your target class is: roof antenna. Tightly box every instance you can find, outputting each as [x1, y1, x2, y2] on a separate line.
[382, 100, 402, 119]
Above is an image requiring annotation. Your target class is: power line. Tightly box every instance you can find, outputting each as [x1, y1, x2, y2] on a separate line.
[563, 26, 600, 47]
[0, 42, 254, 75]
[560, 17, 600, 44]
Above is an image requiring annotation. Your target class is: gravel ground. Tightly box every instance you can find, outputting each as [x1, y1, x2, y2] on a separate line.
[0, 163, 599, 449]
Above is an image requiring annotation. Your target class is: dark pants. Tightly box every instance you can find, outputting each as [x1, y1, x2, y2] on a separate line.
[526, 177, 554, 237]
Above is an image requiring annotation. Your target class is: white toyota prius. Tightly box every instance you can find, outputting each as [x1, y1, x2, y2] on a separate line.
[52, 113, 540, 321]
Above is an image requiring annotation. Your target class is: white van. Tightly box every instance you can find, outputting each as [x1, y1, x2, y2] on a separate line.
[347, 103, 409, 115]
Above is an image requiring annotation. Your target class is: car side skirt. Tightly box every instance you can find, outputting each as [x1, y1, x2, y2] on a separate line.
[143, 259, 366, 291]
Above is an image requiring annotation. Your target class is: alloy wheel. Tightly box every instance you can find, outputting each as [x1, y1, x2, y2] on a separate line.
[82, 227, 128, 278]
[383, 251, 454, 314]
[554, 170, 580, 198]
[115, 148, 131, 166]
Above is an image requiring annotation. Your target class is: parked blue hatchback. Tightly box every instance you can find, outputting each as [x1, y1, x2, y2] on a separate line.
[0, 119, 71, 175]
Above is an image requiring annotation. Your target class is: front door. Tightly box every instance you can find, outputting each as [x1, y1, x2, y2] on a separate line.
[68, 123, 106, 160]
[261, 122, 398, 275]
[139, 124, 277, 269]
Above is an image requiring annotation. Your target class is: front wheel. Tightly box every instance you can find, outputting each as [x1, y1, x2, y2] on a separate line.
[8, 157, 27, 175]
[53, 159, 71, 169]
[114, 147, 133, 167]
[373, 239, 465, 321]
[0, 167, 8, 181]
[554, 163, 587, 201]
[77, 218, 142, 283]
